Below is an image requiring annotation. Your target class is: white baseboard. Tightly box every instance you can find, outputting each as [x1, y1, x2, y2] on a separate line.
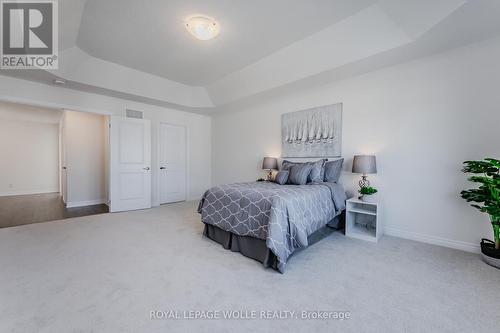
[0, 189, 59, 197]
[66, 199, 106, 208]
[384, 226, 480, 253]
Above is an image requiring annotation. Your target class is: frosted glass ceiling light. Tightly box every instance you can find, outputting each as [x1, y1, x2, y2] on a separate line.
[185, 15, 220, 40]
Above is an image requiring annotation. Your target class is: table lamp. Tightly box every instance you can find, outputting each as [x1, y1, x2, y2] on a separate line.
[262, 157, 278, 181]
[352, 155, 377, 189]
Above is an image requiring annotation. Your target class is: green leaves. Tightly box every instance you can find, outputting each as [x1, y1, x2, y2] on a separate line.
[461, 158, 500, 229]
[485, 158, 500, 169]
[462, 159, 500, 176]
[359, 186, 378, 195]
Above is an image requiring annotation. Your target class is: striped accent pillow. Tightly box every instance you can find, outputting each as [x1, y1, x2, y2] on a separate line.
[289, 164, 313, 185]
[281, 159, 326, 183]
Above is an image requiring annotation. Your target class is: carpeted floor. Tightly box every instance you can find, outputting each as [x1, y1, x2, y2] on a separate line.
[0, 201, 498, 333]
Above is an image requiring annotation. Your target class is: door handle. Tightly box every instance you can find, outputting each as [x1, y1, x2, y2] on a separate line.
[160, 166, 166, 170]
[143, 167, 150, 171]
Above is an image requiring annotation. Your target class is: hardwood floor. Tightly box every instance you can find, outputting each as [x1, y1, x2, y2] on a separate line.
[0, 193, 109, 228]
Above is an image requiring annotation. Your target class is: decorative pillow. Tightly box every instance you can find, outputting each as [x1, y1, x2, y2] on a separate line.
[281, 159, 326, 183]
[324, 158, 344, 183]
[280, 160, 296, 171]
[280, 160, 299, 184]
[289, 164, 313, 185]
[274, 170, 289, 185]
[308, 159, 327, 183]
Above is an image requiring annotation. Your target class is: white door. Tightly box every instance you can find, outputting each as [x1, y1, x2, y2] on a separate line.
[159, 123, 187, 204]
[60, 123, 67, 204]
[109, 116, 151, 212]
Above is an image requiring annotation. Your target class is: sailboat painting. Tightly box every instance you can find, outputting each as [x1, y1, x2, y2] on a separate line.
[281, 103, 342, 158]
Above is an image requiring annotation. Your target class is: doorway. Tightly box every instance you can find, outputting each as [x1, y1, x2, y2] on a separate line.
[0, 103, 109, 228]
[60, 110, 109, 209]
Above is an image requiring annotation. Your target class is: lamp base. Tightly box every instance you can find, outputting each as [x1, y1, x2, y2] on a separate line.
[266, 170, 273, 182]
[359, 175, 370, 188]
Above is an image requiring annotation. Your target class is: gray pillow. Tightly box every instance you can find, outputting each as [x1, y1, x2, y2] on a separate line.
[274, 170, 289, 185]
[324, 158, 344, 183]
[308, 159, 327, 183]
[281, 159, 326, 183]
[280, 160, 299, 184]
[289, 164, 313, 185]
[280, 160, 296, 171]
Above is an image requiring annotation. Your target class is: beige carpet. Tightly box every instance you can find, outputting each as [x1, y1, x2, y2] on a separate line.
[0, 201, 498, 332]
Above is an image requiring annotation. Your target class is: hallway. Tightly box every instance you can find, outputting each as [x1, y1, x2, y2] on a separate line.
[0, 193, 108, 228]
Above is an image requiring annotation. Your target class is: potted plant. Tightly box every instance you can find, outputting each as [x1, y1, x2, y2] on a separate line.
[359, 186, 378, 202]
[460, 158, 500, 269]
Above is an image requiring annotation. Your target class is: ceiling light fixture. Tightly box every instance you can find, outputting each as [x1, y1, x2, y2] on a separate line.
[185, 15, 220, 41]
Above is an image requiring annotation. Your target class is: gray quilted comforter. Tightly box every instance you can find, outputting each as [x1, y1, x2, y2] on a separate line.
[197, 181, 346, 272]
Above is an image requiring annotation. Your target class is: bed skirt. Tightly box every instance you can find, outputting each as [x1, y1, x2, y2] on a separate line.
[203, 213, 344, 272]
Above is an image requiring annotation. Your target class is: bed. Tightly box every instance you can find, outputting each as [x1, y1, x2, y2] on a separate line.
[197, 180, 346, 273]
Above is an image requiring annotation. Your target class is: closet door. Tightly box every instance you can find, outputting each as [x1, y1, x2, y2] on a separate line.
[109, 116, 151, 212]
[60, 116, 67, 204]
[159, 123, 187, 204]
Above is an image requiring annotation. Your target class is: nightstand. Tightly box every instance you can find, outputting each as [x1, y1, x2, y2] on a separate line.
[345, 197, 381, 242]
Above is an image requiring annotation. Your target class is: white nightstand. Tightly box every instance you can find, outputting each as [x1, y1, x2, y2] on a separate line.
[345, 197, 382, 242]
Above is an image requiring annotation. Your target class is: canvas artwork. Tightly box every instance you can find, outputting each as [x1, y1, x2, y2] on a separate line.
[281, 103, 342, 158]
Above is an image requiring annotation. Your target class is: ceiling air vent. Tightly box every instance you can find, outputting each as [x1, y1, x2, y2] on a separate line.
[126, 109, 143, 119]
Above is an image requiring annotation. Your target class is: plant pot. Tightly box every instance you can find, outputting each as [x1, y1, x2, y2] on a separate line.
[480, 239, 500, 269]
[360, 194, 377, 203]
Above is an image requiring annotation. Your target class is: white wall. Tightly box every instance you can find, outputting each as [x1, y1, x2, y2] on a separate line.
[0, 75, 212, 204]
[0, 102, 61, 196]
[212, 36, 500, 252]
[62, 110, 107, 207]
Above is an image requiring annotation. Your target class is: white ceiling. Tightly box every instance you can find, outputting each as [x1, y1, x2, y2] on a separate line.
[76, 0, 376, 86]
[2, 0, 500, 113]
[59, 0, 86, 51]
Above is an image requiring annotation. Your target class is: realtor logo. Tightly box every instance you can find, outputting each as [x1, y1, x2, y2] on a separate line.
[1, 0, 58, 69]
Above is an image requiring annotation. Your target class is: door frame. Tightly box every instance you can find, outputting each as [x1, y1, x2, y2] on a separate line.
[156, 121, 189, 205]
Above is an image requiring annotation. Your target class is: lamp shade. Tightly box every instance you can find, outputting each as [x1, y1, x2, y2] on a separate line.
[352, 155, 377, 174]
[262, 157, 278, 170]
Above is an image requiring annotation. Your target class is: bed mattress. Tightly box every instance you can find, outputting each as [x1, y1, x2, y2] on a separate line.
[198, 181, 346, 272]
